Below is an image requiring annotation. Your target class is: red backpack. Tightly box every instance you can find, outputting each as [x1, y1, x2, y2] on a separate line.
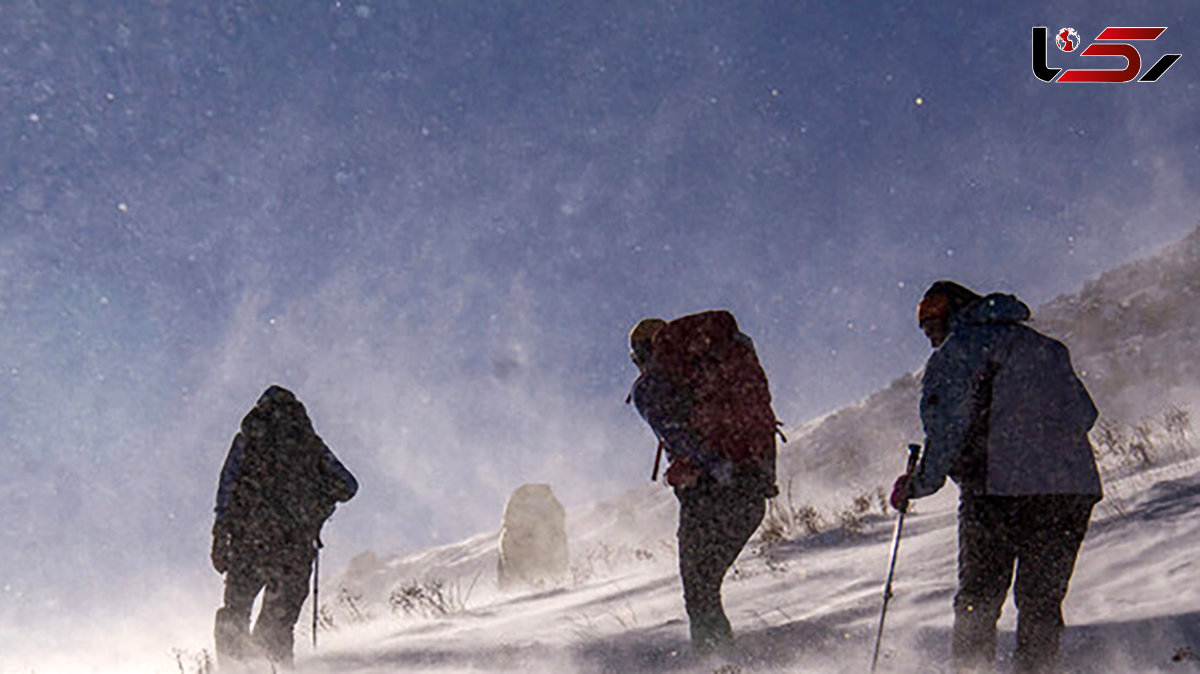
[648, 310, 779, 466]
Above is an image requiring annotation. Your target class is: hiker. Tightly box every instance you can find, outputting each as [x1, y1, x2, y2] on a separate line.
[211, 385, 358, 669]
[628, 311, 780, 655]
[889, 281, 1102, 674]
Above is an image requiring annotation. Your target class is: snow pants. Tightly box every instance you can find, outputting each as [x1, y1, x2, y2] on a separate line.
[214, 543, 315, 669]
[953, 493, 1097, 674]
[676, 476, 766, 654]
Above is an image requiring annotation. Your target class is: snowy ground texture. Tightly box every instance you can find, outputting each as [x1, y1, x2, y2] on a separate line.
[211, 452, 1200, 674]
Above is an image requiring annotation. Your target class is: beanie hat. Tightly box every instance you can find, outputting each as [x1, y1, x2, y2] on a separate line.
[918, 280, 982, 324]
[629, 318, 666, 367]
[917, 294, 951, 323]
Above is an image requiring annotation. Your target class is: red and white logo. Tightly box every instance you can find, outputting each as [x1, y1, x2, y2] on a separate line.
[1056, 27, 1081, 52]
[1033, 26, 1181, 83]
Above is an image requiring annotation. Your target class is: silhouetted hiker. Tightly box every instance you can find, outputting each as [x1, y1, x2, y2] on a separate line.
[890, 281, 1102, 674]
[211, 385, 358, 669]
[628, 311, 781, 655]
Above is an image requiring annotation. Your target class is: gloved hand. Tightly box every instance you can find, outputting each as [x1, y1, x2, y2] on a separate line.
[889, 474, 911, 512]
[664, 457, 702, 489]
[211, 521, 233, 574]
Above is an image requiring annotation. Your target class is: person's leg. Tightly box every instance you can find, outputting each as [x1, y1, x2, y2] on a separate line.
[953, 495, 1018, 673]
[252, 546, 315, 668]
[1012, 495, 1094, 674]
[215, 557, 266, 667]
[677, 484, 726, 654]
[677, 481, 764, 654]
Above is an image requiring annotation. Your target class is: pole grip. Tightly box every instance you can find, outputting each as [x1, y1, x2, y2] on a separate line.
[905, 443, 921, 476]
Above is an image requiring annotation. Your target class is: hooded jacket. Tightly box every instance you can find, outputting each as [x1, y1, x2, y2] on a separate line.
[214, 387, 358, 555]
[909, 294, 1102, 498]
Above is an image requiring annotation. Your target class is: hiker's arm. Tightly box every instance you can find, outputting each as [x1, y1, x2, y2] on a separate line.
[633, 374, 706, 465]
[1062, 343, 1098, 432]
[910, 338, 984, 498]
[214, 433, 247, 520]
[211, 434, 246, 573]
[320, 442, 359, 502]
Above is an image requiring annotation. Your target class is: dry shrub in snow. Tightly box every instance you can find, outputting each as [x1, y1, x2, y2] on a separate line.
[389, 575, 478, 618]
[757, 479, 887, 544]
[171, 648, 214, 674]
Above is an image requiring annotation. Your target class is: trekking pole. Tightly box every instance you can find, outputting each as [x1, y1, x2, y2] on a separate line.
[312, 536, 321, 650]
[870, 443, 921, 673]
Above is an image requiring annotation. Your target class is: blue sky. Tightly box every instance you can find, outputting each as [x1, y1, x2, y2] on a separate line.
[2, 0, 1199, 629]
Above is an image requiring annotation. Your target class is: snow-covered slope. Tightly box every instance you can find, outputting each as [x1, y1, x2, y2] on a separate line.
[1035, 226, 1200, 421]
[297, 454, 1200, 674]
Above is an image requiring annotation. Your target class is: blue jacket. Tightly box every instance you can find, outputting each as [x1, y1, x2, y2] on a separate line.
[909, 294, 1102, 498]
[632, 371, 734, 482]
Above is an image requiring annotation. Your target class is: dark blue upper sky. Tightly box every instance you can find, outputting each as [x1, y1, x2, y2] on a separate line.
[2, 0, 1198, 628]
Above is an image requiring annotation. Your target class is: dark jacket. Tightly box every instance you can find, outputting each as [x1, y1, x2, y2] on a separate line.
[910, 294, 1102, 498]
[214, 387, 358, 557]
